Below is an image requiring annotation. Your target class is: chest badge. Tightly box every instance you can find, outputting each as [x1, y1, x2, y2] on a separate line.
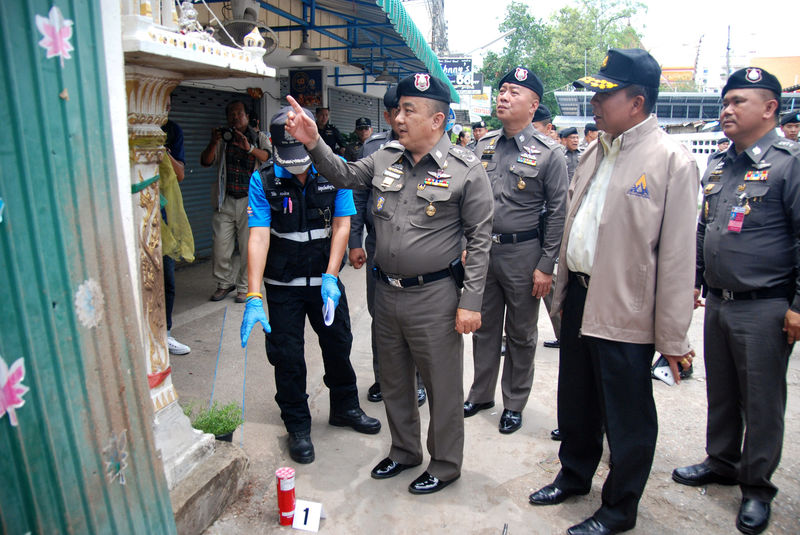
[425, 203, 436, 216]
[627, 173, 650, 199]
[704, 183, 715, 194]
[376, 196, 385, 211]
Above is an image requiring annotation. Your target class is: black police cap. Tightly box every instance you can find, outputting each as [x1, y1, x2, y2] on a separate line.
[721, 67, 782, 99]
[396, 73, 452, 104]
[498, 67, 544, 99]
[383, 85, 399, 110]
[574, 48, 661, 92]
[472, 120, 486, 129]
[584, 122, 598, 132]
[355, 117, 371, 128]
[559, 127, 578, 138]
[781, 111, 800, 126]
[532, 103, 552, 123]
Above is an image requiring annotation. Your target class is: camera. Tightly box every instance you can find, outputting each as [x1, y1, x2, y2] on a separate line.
[218, 127, 237, 143]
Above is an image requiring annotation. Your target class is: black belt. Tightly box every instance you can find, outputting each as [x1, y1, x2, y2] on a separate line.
[708, 285, 793, 301]
[491, 228, 538, 244]
[375, 266, 451, 289]
[569, 271, 591, 289]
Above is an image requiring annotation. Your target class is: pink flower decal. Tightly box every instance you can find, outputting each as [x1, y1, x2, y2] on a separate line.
[0, 356, 29, 427]
[36, 6, 74, 67]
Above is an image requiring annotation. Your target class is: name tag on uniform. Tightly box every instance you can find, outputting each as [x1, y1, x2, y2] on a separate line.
[728, 206, 745, 233]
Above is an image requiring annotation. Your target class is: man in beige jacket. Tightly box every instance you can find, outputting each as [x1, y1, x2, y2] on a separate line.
[528, 49, 699, 535]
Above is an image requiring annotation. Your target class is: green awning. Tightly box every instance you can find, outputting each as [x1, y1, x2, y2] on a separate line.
[375, 0, 460, 103]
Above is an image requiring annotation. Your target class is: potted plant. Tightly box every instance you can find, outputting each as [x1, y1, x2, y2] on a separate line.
[185, 401, 244, 442]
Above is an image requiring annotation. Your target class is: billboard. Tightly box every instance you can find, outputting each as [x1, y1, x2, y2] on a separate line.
[439, 57, 483, 94]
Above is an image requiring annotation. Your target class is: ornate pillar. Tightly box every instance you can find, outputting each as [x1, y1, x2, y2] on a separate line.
[125, 64, 214, 489]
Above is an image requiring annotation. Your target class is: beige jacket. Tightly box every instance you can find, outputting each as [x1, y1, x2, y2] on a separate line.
[551, 116, 699, 355]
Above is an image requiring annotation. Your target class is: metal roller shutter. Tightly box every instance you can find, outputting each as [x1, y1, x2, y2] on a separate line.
[169, 85, 258, 259]
[328, 88, 385, 136]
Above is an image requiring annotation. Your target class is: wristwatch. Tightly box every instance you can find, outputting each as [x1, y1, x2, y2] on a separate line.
[247, 145, 255, 154]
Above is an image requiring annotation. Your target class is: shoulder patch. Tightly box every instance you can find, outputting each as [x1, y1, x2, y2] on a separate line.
[531, 129, 559, 149]
[774, 138, 800, 155]
[449, 144, 478, 165]
[382, 140, 404, 151]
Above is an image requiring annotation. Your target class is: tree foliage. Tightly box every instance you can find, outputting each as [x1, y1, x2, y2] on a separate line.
[480, 0, 646, 114]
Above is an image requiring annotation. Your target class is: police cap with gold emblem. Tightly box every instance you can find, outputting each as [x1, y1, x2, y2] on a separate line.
[533, 103, 552, 123]
[472, 120, 486, 129]
[721, 67, 782, 99]
[574, 48, 661, 92]
[498, 67, 544, 99]
[397, 73, 452, 103]
[781, 111, 800, 126]
[559, 127, 578, 138]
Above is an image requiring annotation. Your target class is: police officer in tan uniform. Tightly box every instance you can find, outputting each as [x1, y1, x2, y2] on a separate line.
[464, 67, 567, 434]
[673, 68, 800, 535]
[284, 73, 493, 495]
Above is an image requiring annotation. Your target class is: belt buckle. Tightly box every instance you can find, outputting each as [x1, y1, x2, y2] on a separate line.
[721, 289, 734, 301]
[386, 276, 403, 288]
[491, 234, 501, 244]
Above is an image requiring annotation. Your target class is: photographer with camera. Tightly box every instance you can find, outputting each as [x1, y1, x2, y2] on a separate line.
[201, 99, 271, 303]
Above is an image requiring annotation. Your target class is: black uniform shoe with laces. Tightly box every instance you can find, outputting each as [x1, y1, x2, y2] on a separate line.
[288, 431, 314, 464]
[329, 408, 381, 434]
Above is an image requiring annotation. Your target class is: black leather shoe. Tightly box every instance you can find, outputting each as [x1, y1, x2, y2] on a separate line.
[288, 431, 314, 464]
[370, 457, 421, 479]
[367, 382, 382, 403]
[567, 517, 617, 535]
[408, 471, 460, 494]
[329, 408, 381, 434]
[543, 339, 560, 348]
[672, 462, 737, 486]
[499, 409, 522, 434]
[550, 428, 562, 441]
[417, 387, 427, 407]
[529, 484, 588, 505]
[736, 498, 770, 535]
[464, 400, 495, 417]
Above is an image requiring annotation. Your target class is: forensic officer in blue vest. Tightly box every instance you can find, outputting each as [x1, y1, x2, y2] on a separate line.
[240, 107, 381, 465]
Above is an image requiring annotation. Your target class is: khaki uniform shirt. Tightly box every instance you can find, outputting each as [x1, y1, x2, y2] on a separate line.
[309, 133, 494, 311]
[474, 124, 568, 274]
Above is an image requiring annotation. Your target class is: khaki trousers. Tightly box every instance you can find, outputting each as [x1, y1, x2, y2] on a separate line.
[211, 195, 249, 293]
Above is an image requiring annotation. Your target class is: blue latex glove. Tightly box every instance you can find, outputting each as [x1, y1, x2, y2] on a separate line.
[321, 273, 341, 310]
[240, 297, 271, 347]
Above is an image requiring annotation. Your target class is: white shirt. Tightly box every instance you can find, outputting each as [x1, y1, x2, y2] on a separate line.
[566, 119, 649, 275]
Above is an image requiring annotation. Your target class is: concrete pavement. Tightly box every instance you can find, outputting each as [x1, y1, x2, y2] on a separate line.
[168, 258, 800, 534]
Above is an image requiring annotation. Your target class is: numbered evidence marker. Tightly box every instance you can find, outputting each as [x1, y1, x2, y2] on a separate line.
[292, 499, 326, 532]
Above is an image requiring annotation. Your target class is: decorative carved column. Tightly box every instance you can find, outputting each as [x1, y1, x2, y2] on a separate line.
[125, 64, 213, 489]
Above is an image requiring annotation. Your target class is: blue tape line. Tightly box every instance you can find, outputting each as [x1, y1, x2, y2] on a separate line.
[241, 345, 248, 447]
[209, 305, 228, 410]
